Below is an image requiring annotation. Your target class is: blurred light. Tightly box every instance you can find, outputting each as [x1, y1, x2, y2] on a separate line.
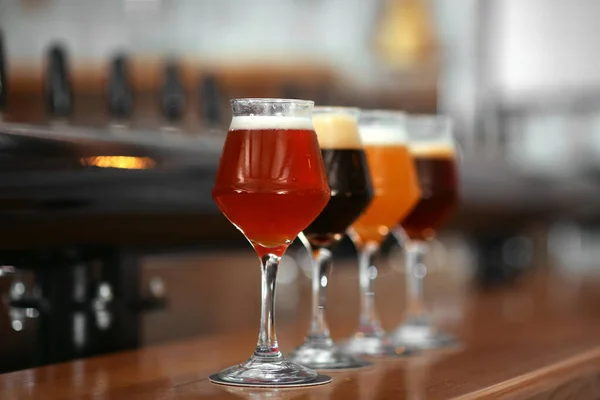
[11, 281, 25, 297]
[149, 277, 166, 299]
[320, 276, 328, 287]
[367, 265, 378, 280]
[375, 0, 436, 69]
[81, 156, 156, 170]
[96, 310, 112, 331]
[11, 320, 22, 332]
[0, 265, 16, 277]
[25, 308, 39, 318]
[413, 262, 427, 279]
[73, 312, 86, 350]
[98, 283, 113, 302]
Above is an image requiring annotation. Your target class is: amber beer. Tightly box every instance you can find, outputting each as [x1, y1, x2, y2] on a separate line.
[402, 144, 458, 240]
[351, 123, 421, 246]
[303, 112, 374, 248]
[212, 115, 330, 257]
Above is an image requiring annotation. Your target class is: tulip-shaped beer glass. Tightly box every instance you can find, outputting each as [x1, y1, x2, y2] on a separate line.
[289, 107, 374, 370]
[345, 111, 421, 356]
[391, 115, 459, 350]
[211, 99, 331, 386]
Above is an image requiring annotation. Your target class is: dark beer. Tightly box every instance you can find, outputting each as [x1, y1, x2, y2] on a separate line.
[401, 147, 458, 240]
[303, 113, 373, 249]
[304, 149, 373, 248]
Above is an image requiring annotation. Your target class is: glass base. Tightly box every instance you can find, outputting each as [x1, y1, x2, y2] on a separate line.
[212, 352, 324, 387]
[288, 339, 372, 370]
[343, 333, 408, 357]
[391, 318, 459, 351]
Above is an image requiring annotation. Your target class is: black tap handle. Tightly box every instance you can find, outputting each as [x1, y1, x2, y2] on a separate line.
[198, 74, 222, 126]
[281, 84, 301, 100]
[45, 45, 73, 117]
[161, 62, 186, 122]
[107, 55, 134, 119]
[0, 31, 7, 112]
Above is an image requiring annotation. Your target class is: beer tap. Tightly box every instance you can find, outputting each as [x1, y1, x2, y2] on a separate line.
[0, 30, 7, 118]
[281, 83, 302, 100]
[198, 74, 223, 134]
[160, 61, 186, 127]
[45, 44, 73, 121]
[107, 54, 134, 128]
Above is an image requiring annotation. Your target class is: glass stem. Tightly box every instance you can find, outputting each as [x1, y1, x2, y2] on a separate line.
[307, 247, 333, 345]
[404, 240, 429, 321]
[254, 253, 282, 359]
[392, 226, 408, 247]
[358, 243, 384, 336]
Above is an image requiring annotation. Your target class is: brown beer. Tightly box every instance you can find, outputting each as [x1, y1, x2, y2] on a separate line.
[401, 146, 458, 240]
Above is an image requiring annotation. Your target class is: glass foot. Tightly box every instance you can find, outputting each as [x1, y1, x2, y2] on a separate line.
[391, 320, 459, 351]
[211, 353, 327, 387]
[343, 333, 409, 357]
[288, 339, 372, 370]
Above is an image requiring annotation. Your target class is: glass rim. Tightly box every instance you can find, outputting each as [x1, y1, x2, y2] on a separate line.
[230, 98, 314, 107]
[406, 114, 454, 133]
[359, 109, 407, 124]
[313, 106, 360, 115]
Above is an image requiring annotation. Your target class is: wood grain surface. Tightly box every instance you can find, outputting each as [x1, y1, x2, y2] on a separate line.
[2, 251, 600, 399]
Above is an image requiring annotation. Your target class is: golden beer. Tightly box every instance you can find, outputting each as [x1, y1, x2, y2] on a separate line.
[351, 124, 420, 246]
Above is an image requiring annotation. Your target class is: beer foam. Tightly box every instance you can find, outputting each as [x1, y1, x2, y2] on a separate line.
[358, 125, 408, 146]
[229, 116, 313, 131]
[410, 143, 456, 158]
[312, 114, 362, 149]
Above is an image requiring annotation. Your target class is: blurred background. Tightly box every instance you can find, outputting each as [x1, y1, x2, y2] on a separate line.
[1, 0, 600, 375]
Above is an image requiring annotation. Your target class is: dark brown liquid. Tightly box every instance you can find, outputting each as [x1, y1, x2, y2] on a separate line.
[402, 156, 458, 240]
[304, 149, 373, 249]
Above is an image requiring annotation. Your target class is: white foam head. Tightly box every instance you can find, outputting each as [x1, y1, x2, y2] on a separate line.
[406, 114, 456, 157]
[410, 142, 456, 158]
[229, 116, 313, 131]
[358, 124, 408, 146]
[312, 114, 362, 149]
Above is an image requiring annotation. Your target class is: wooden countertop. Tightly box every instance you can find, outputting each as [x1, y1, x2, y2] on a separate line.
[2, 252, 600, 399]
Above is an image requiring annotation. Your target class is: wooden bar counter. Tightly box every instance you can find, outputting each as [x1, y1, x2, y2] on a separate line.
[2, 252, 600, 399]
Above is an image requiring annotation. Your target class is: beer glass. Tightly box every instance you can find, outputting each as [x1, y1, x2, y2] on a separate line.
[211, 99, 331, 386]
[391, 115, 459, 350]
[289, 107, 374, 370]
[344, 111, 421, 356]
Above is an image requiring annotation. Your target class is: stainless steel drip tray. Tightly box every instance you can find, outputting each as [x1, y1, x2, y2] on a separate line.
[0, 122, 224, 215]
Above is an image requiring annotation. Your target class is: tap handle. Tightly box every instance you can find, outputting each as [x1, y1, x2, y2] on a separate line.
[45, 44, 73, 117]
[161, 61, 186, 122]
[108, 54, 134, 119]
